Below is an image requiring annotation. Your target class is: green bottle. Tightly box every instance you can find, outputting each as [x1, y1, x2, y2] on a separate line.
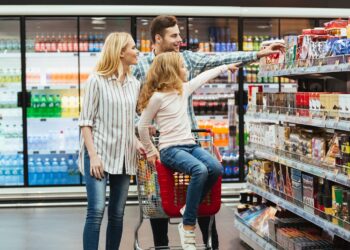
[47, 95, 54, 117]
[40, 95, 47, 118]
[54, 94, 62, 117]
[32, 95, 40, 118]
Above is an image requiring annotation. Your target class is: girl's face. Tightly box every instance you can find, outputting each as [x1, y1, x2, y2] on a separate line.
[120, 39, 139, 66]
[179, 61, 187, 82]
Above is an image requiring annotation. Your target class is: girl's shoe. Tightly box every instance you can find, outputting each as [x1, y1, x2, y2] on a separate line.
[178, 223, 196, 250]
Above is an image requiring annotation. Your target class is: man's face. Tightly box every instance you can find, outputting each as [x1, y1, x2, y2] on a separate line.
[157, 24, 182, 53]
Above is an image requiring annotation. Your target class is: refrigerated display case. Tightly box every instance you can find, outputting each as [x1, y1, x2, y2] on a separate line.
[0, 18, 24, 186]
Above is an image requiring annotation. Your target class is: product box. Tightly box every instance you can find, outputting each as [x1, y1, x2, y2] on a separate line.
[286, 93, 296, 115]
[291, 168, 303, 207]
[311, 137, 326, 161]
[302, 174, 315, 215]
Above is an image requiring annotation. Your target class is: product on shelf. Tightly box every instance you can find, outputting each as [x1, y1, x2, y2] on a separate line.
[198, 120, 229, 148]
[260, 18, 350, 72]
[0, 155, 24, 186]
[0, 69, 21, 85]
[0, 39, 21, 53]
[30, 32, 105, 53]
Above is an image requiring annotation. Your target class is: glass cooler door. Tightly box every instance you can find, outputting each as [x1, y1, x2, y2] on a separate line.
[0, 18, 24, 186]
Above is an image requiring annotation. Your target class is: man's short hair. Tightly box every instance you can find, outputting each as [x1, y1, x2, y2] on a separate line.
[150, 15, 178, 43]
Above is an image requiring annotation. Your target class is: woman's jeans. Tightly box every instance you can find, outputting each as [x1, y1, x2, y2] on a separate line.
[83, 151, 130, 250]
[160, 144, 222, 226]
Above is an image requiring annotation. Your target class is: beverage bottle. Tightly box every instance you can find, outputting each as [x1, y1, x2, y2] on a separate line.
[73, 34, 78, 52]
[253, 36, 260, 51]
[39, 95, 47, 118]
[51, 158, 59, 184]
[34, 34, 41, 52]
[59, 157, 68, 184]
[35, 158, 44, 185]
[47, 95, 54, 117]
[243, 36, 248, 51]
[83, 33, 89, 52]
[67, 156, 76, 183]
[61, 95, 69, 117]
[50, 33, 57, 52]
[98, 33, 104, 52]
[79, 33, 84, 52]
[93, 33, 99, 52]
[57, 33, 63, 52]
[54, 94, 62, 117]
[40, 33, 46, 52]
[140, 29, 146, 52]
[67, 33, 73, 52]
[88, 32, 94, 52]
[221, 153, 228, 178]
[62, 33, 68, 52]
[43, 158, 52, 185]
[45, 33, 51, 52]
[31, 95, 40, 117]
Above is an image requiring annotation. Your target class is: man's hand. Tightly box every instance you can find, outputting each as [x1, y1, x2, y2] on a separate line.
[257, 42, 285, 59]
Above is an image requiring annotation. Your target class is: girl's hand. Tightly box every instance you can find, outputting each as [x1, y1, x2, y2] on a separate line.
[147, 153, 159, 166]
[227, 64, 239, 73]
[90, 154, 105, 180]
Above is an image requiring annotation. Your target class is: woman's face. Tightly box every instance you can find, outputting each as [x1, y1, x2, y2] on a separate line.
[179, 61, 187, 82]
[120, 39, 139, 66]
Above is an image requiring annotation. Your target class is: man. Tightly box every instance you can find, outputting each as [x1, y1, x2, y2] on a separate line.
[133, 15, 284, 250]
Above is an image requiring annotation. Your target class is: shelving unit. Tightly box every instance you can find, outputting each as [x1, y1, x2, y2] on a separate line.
[247, 183, 350, 242]
[246, 52, 350, 245]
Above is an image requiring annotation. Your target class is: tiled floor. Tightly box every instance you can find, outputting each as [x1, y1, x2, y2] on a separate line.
[0, 204, 247, 250]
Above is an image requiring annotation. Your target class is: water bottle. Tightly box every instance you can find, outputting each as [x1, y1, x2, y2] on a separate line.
[0, 156, 4, 184]
[4, 157, 11, 186]
[43, 158, 52, 185]
[59, 157, 68, 184]
[28, 157, 36, 185]
[67, 156, 75, 183]
[51, 158, 59, 185]
[35, 158, 44, 185]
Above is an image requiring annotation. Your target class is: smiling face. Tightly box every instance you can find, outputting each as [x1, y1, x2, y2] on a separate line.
[155, 24, 183, 53]
[120, 38, 138, 66]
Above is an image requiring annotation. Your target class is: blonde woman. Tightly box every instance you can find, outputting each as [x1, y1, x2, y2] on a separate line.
[79, 32, 145, 250]
[138, 52, 238, 250]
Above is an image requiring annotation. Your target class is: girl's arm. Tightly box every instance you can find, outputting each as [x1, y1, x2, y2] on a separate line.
[138, 94, 162, 159]
[186, 63, 239, 95]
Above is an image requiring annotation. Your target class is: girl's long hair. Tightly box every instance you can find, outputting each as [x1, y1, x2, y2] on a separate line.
[95, 32, 133, 80]
[137, 52, 184, 112]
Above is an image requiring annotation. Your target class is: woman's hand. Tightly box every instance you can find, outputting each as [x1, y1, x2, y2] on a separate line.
[227, 64, 239, 73]
[147, 153, 159, 166]
[90, 154, 105, 180]
[136, 140, 146, 156]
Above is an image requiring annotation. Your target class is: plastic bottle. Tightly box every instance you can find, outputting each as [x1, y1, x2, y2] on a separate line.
[51, 158, 59, 184]
[45, 33, 51, 52]
[54, 94, 62, 117]
[43, 158, 52, 185]
[59, 157, 68, 184]
[67, 156, 76, 183]
[40, 95, 47, 118]
[40, 33, 46, 52]
[62, 33, 68, 52]
[50, 33, 57, 52]
[35, 157, 44, 185]
[61, 95, 69, 117]
[88, 32, 94, 52]
[31, 95, 40, 118]
[47, 95, 54, 117]
[67, 33, 73, 52]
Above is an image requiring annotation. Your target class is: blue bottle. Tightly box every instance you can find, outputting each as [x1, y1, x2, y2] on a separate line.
[43, 158, 52, 185]
[59, 157, 68, 184]
[28, 157, 36, 185]
[35, 158, 44, 185]
[52, 158, 59, 185]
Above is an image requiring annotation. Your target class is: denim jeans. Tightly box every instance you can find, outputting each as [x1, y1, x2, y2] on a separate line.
[160, 144, 222, 226]
[83, 150, 130, 250]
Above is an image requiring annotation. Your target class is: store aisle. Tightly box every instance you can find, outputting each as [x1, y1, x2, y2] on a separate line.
[0, 204, 246, 250]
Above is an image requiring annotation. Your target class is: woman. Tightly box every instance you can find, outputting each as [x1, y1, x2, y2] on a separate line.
[79, 32, 145, 250]
[138, 52, 238, 250]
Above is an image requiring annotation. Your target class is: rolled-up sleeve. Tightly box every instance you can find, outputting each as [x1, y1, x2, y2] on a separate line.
[79, 75, 99, 127]
[138, 95, 161, 158]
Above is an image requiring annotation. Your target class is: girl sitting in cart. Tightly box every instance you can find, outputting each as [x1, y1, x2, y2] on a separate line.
[137, 51, 238, 250]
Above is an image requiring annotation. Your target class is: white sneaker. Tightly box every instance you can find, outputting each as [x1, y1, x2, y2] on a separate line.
[178, 223, 196, 250]
[180, 205, 186, 215]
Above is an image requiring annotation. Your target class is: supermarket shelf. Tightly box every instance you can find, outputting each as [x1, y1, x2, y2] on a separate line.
[234, 217, 277, 250]
[247, 143, 350, 188]
[246, 111, 350, 132]
[202, 83, 236, 88]
[27, 117, 79, 122]
[26, 52, 78, 58]
[259, 63, 350, 79]
[247, 183, 350, 242]
[0, 52, 20, 58]
[28, 150, 79, 155]
[27, 84, 78, 90]
[196, 115, 228, 120]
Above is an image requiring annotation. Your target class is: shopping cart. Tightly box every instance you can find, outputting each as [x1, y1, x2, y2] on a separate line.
[134, 129, 222, 250]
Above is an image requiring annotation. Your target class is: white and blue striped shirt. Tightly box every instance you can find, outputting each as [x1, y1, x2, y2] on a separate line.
[78, 73, 140, 175]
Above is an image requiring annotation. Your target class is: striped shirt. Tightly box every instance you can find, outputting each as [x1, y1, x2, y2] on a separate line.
[78, 73, 140, 175]
[133, 50, 257, 128]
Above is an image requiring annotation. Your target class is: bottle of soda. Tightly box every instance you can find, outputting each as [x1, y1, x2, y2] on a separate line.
[31, 95, 40, 118]
[54, 94, 62, 117]
[39, 95, 47, 118]
[47, 95, 54, 117]
[67, 33, 73, 52]
[50, 33, 57, 52]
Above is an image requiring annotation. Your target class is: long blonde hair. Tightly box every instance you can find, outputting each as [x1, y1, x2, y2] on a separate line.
[95, 32, 133, 79]
[137, 52, 184, 112]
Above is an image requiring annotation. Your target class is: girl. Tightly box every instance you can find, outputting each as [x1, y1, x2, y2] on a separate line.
[137, 51, 238, 250]
[79, 32, 145, 250]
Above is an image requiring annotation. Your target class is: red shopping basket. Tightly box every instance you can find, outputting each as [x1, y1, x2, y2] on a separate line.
[156, 160, 222, 218]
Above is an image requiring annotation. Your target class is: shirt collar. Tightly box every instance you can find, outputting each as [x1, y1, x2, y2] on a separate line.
[107, 74, 130, 85]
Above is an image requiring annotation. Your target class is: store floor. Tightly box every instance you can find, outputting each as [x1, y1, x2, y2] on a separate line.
[0, 204, 247, 250]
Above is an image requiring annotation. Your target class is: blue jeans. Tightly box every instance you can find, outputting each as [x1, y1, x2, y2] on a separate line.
[160, 144, 222, 226]
[83, 151, 130, 250]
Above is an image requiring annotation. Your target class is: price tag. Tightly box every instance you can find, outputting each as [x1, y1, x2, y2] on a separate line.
[50, 151, 57, 154]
